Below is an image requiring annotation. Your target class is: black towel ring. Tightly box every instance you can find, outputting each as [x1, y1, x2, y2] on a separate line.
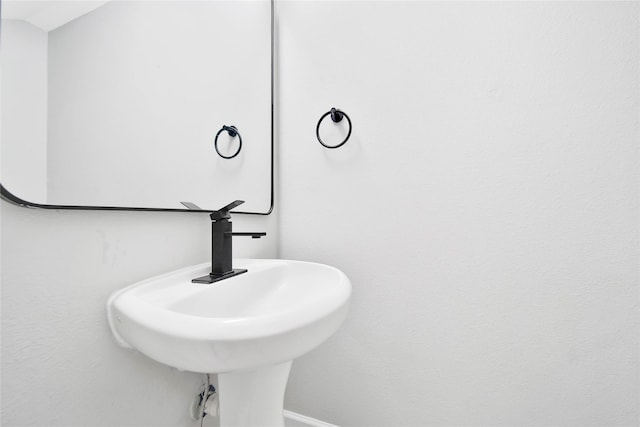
[316, 108, 352, 149]
[214, 125, 242, 159]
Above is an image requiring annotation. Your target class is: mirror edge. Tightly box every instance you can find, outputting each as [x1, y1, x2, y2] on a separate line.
[0, 0, 274, 216]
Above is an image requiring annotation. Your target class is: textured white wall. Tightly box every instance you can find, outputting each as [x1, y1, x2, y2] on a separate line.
[278, 1, 639, 426]
[0, 203, 277, 426]
[0, 20, 48, 203]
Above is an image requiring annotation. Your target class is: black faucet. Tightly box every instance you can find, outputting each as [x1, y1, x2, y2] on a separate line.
[192, 200, 266, 284]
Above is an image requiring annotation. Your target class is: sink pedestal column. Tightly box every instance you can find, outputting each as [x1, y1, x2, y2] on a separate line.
[217, 360, 292, 427]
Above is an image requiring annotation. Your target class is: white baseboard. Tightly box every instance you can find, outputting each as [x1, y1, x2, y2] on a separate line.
[283, 410, 339, 427]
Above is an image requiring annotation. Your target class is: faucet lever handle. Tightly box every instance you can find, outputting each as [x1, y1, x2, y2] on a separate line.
[210, 200, 245, 221]
[220, 200, 244, 212]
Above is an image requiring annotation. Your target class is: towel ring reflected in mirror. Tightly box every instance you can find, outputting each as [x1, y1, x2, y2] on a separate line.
[215, 125, 243, 159]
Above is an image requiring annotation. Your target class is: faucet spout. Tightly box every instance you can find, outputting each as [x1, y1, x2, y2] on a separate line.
[225, 232, 266, 239]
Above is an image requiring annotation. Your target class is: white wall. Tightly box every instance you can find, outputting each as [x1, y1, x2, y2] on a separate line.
[0, 203, 277, 426]
[1, 20, 48, 203]
[278, 1, 639, 426]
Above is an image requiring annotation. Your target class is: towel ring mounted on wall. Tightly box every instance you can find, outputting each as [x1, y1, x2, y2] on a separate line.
[214, 125, 242, 159]
[316, 108, 352, 149]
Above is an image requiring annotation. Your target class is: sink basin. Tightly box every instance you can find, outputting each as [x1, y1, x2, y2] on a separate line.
[107, 259, 351, 426]
[107, 259, 351, 373]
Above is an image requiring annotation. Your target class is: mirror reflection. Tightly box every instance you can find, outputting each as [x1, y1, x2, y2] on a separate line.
[1, 0, 272, 212]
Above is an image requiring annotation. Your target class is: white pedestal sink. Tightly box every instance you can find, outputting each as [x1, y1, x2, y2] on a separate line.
[107, 259, 351, 427]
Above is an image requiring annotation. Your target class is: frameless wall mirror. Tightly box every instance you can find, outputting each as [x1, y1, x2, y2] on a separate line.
[0, 0, 273, 214]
